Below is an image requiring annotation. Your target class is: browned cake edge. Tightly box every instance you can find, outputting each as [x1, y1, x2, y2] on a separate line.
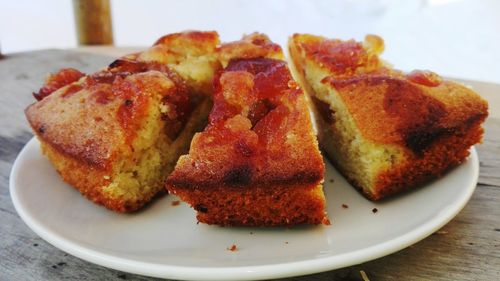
[171, 183, 328, 226]
[317, 108, 485, 200]
[40, 141, 154, 212]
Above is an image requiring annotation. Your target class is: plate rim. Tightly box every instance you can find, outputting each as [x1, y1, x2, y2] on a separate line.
[10, 137, 479, 281]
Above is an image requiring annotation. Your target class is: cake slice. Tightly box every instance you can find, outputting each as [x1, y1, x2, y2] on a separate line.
[166, 34, 328, 226]
[25, 31, 220, 212]
[289, 34, 488, 200]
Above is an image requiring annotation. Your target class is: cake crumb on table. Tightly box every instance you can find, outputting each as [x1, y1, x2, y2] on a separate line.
[171, 200, 180, 206]
[342, 204, 349, 209]
[372, 208, 378, 213]
[227, 244, 238, 252]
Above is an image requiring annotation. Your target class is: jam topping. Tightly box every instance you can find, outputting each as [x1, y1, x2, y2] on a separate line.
[91, 88, 114, 105]
[209, 58, 294, 127]
[195, 57, 303, 165]
[60, 84, 83, 98]
[300, 36, 383, 76]
[225, 58, 291, 101]
[33, 68, 85, 101]
[219, 71, 256, 111]
[247, 99, 276, 127]
[161, 87, 191, 140]
[406, 70, 442, 87]
[89, 58, 186, 89]
[56, 57, 190, 142]
[83, 58, 191, 141]
[252, 100, 291, 148]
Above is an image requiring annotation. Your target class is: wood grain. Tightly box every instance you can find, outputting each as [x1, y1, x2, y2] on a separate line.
[0, 50, 498, 281]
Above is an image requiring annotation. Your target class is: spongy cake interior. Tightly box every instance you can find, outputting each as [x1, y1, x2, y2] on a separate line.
[102, 95, 211, 203]
[288, 44, 401, 197]
[310, 73, 401, 195]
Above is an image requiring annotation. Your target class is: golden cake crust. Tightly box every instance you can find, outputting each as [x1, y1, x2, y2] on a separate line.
[324, 75, 488, 154]
[26, 70, 185, 211]
[167, 91, 325, 190]
[289, 33, 488, 200]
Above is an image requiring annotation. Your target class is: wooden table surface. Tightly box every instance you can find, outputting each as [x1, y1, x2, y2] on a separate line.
[1, 50, 499, 281]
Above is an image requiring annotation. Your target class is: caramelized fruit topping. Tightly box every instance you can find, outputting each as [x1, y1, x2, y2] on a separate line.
[34, 68, 85, 101]
[406, 70, 442, 87]
[300, 36, 383, 76]
[194, 57, 302, 166]
[209, 58, 295, 127]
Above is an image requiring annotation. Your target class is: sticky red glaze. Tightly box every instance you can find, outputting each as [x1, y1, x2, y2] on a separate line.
[406, 70, 442, 87]
[209, 58, 294, 126]
[247, 99, 276, 127]
[319, 41, 366, 74]
[225, 58, 292, 100]
[195, 58, 301, 167]
[108, 58, 171, 74]
[114, 76, 149, 143]
[90, 59, 175, 84]
[34, 68, 85, 100]
[301, 38, 381, 76]
[60, 84, 83, 98]
[234, 137, 255, 157]
[162, 87, 191, 140]
[313, 40, 366, 74]
[197, 58, 306, 167]
[91, 89, 114, 105]
[88, 58, 191, 141]
[253, 101, 290, 147]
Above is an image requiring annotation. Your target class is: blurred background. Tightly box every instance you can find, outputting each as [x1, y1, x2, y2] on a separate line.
[1, 0, 499, 83]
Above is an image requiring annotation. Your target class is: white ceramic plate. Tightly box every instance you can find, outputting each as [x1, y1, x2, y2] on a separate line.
[10, 137, 478, 280]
